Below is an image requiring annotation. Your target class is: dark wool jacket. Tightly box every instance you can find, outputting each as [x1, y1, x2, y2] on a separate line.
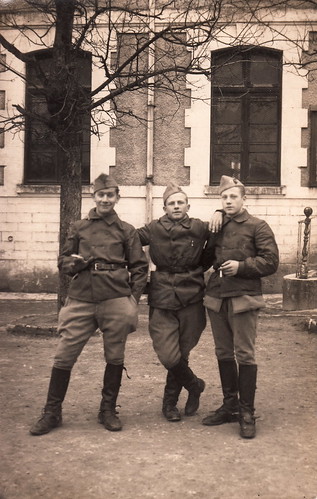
[203, 209, 279, 299]
[58, 208, 148, 303]
[137, 214, 210, 309]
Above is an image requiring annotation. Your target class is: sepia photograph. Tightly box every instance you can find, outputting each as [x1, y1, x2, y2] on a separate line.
[0, 1, 317, 498]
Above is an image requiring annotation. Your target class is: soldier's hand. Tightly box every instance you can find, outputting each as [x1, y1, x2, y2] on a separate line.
[219, 260, 239, 276]
[62, 255, 93, 275]
[209, 211, 223, 233]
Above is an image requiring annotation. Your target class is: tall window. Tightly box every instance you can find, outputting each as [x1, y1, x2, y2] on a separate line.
[310, 110, 317, 187]
[24, 49, 91, 184]
[210, 47, 282, 185]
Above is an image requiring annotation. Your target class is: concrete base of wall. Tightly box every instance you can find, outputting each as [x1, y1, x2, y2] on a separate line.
[0, 266, 58, 293]
[0, 262, 297, 294]
[283, 274, 317, 310]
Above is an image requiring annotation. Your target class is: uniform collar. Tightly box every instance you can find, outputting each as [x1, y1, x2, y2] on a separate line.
[160, 213, 191, 230]
[87, 208, 123, 228]
[224, 209, 249, 224]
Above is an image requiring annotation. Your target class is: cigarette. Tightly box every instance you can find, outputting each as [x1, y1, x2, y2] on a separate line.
[219, 269, 223, 278]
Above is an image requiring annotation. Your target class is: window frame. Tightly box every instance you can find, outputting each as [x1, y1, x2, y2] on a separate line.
[309, 110, 317, 187]
[210, 46, 282, 186]
[24, 49, 91, 185]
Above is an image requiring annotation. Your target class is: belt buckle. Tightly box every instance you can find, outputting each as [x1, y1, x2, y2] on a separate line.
[94, 262, 100, 270]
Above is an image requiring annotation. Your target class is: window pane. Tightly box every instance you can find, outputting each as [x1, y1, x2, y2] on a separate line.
[213, 53, 244, 86]
[214, 124, 241, 144]
[309, 111, 317, 186]
[214, 98, 241, 124]
[0, 54, 6, 72]
[0, 90, 5, 109]
[212, 153, 241, 182]
[246, 153, 278, 184]
[213, 98, 242, 145]
[250, 98, 278, 124]
[250, 52, 281, 86]
[214, 143, 242, 153]
[27, 151, 58, 183]
[249, 125, 277, 144]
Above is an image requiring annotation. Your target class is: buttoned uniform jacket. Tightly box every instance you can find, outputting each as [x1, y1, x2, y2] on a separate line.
[137, 214, 210, 310]
[58, 208, 149, 303]
[203, 209, 279, 300]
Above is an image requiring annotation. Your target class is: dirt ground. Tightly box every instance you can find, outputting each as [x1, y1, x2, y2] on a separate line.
[0, 295, 317, 499]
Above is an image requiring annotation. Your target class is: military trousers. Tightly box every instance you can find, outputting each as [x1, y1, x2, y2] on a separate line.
[207, 297, 258, 365]
[53, 295, 138, 370]
[149, 301, 206, 369]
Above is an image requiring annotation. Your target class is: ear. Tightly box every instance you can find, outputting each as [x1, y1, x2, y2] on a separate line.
[163, 205, 167, 213]
[187, 203, 190, 211]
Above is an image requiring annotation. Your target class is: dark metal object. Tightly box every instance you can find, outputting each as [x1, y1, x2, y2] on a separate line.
[297, 207, 313, 279]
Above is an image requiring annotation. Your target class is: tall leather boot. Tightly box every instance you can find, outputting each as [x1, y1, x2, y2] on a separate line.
[170, 358, 205, 416]
[30, 367, 71, 436]
[98, 363, 123, 431]
[238, 363, 257, 439]
[162, 370, 182, 422]
[202, 359, 239, 426]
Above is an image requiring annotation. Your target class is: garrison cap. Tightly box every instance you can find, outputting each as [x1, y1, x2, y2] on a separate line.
[163, 182, 186, 204]
[219, 175, 244, 194]
[93, 174, 118, 193]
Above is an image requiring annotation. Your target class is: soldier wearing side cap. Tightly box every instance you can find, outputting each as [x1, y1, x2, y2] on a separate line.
[137, 183, 223, 422]
[30, 174, 148, 436]
[201, 175, 279, 438]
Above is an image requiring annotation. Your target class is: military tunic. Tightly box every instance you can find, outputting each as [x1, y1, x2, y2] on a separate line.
[137, 214, 209, 368]
[203, 209, 279, 364]
[54, 208, 148, 369]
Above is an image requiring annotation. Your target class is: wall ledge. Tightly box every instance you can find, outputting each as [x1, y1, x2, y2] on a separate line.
[16, 184, 92, 197]
[204, 185, 287, 197]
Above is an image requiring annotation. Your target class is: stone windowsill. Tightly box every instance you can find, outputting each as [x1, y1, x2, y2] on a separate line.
[16, 184, 93, 196]
[204, 185, 286, 196]
[16, 184, 287, 197]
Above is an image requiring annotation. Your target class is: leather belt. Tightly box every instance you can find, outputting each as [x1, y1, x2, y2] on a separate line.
[90, 262, 126, 271]
[156, 266, 199, 273]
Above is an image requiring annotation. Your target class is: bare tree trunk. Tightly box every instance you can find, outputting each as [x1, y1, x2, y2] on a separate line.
[57, 130, 82, 309]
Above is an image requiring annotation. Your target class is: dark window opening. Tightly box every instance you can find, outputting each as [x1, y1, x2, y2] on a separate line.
[210, 46, 282, 186]
[24, 49, 91, 185]
[310, 110, 317, 187]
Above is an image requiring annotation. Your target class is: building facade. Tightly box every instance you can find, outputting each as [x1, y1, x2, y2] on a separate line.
[0, 2, 317, 293]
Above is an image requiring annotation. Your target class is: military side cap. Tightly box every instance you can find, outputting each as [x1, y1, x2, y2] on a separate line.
[219, 175, 244, 194]
[93, 174, 118, 193]
[163, 182, 186, 203]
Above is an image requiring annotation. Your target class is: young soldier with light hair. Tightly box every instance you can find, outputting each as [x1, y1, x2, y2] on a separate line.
[30, 174, 148, 435]
[202, 175, 279, 438]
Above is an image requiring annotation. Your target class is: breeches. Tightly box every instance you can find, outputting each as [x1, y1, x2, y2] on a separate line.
[53, 296, 138, 370]
[149, 301, 206, 369]
[207, 298, 258, 365]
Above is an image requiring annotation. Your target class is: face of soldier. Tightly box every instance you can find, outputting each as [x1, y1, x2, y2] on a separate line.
[94, 188, 120, 216]
[221, 186, 246, 217]
[163, 192, 190, 221]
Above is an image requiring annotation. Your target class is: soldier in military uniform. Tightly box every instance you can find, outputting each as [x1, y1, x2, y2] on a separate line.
[30, 174, 148, 435]
[137, 183, 221, 422]
[202, 175, 279, 438]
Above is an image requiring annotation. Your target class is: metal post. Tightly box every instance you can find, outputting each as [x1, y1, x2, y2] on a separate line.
[298, 207, 313, 279]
